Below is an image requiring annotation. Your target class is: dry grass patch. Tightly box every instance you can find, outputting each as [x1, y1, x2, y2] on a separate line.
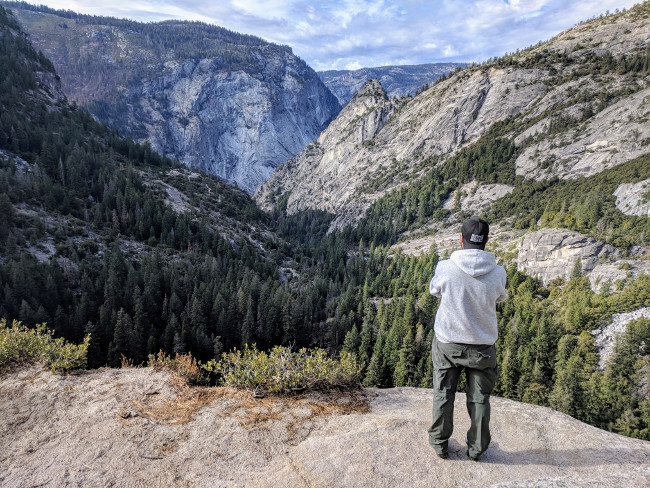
[132, 350, 370, 435]
[133, 369, 370, 437]
[132, 373, 223, 425]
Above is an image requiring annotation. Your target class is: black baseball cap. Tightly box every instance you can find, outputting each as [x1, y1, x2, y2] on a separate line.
[462, 217, 489, 250]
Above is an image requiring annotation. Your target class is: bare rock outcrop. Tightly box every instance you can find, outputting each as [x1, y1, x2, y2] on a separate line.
[515, 87, 650, 181]
[442, 181, 514, 214]
[255, 79, 399, 215]
[614, 177, 650, 217]
[1, 366, 649, 487]
[589, 260, 650, 293]
[592, 307, 650, 369]
[516, 229, 619, 285]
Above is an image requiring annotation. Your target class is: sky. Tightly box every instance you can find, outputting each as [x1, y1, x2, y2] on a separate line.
[26, 1, 641, 71]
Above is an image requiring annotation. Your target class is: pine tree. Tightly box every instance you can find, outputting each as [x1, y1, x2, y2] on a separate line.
[84, 321, 103, 368]
[173, 332, 186, 355]
[364, 333, 386, 387]
[108, 308, 133, 367]
[394, 329, 417, 386]
[131, 286, 146, 363]
[342, 325, 361, 356]
[358, 304, 376, 367]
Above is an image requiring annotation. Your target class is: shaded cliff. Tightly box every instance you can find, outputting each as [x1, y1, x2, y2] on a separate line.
[5, 3, 341, 193]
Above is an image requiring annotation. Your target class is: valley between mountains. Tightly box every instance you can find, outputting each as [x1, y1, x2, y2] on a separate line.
[0, 2, 649, 474]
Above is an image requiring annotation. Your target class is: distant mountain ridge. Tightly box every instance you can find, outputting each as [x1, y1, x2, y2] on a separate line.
[2, 1, 341, 193]
[257, 4, 650, 235]
[319, 62, 466, 105]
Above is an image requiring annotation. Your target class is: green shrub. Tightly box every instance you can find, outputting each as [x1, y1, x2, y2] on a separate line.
[0, 318, 89, 373]
[203, 345, 361, 396]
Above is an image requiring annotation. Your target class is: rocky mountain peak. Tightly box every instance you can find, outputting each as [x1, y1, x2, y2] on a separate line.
[352, 78, 388, 101]
[255, 79, 400, 214]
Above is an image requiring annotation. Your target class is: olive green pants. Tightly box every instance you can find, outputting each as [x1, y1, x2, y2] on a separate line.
[428, 337, 497, 458]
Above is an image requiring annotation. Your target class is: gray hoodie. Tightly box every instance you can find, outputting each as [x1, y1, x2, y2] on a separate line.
[429, 249, 508, 345]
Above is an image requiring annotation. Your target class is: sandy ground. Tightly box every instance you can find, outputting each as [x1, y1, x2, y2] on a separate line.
[1, 365, 649, 487]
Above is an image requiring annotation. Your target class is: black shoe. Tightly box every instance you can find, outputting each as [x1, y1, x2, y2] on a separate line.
[466, 450, 479, 462]
[437, 451, 449, 459]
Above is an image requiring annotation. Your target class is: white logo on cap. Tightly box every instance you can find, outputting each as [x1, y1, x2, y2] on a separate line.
[470, 234, 484, 243]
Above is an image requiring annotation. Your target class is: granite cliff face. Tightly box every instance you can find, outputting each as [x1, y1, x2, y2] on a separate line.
[515, 229, 620, 285]
[7, 5, 341, 193]
[256, 79, 400, 221]
[129, 53, 339, 193]
[319, 62, 466, 106]
[256, 5, 650, 225]
[257, 64, 547, 219]
[256, 63, 543, 219]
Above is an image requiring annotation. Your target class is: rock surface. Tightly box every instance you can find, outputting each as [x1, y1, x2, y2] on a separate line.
[592, 307, 650, 369]
[589, 260, 650, 293]
[1, 365, 649, 487]
[10, 7, 340, 193]
[319, 63, 465, 106]
[614, 178, 650, 217]
[516, 229, 619, 285]
[515, 87, 650, 181]
[442, 181, 515, 213]
[256, 79, 400, 217]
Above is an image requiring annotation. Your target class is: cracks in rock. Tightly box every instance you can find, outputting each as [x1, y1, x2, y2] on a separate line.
[286, 453, 313, 488]
[467, 72, 492, 132]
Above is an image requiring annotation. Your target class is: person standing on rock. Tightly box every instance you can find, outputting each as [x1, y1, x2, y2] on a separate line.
[427, 217, 508, 461]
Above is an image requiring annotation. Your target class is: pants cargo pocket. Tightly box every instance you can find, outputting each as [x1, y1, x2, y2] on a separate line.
[475, 346, 497, 370]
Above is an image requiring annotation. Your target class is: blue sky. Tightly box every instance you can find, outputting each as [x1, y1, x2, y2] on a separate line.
[30, 1, 640, 70]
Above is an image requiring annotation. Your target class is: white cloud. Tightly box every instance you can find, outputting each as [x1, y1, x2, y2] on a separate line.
[28, 0, 642, 70]
[345, 60, 364, 70]
[230, 0, 292, 20]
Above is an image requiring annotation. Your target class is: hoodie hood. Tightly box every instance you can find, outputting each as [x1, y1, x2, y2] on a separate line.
[450, 249, 498, 277]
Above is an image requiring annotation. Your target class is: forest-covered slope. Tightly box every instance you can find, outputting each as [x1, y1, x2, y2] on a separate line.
[1, 1, 341, 193]
[1, 2, 649, 443]
[0, 3, 301, 369]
